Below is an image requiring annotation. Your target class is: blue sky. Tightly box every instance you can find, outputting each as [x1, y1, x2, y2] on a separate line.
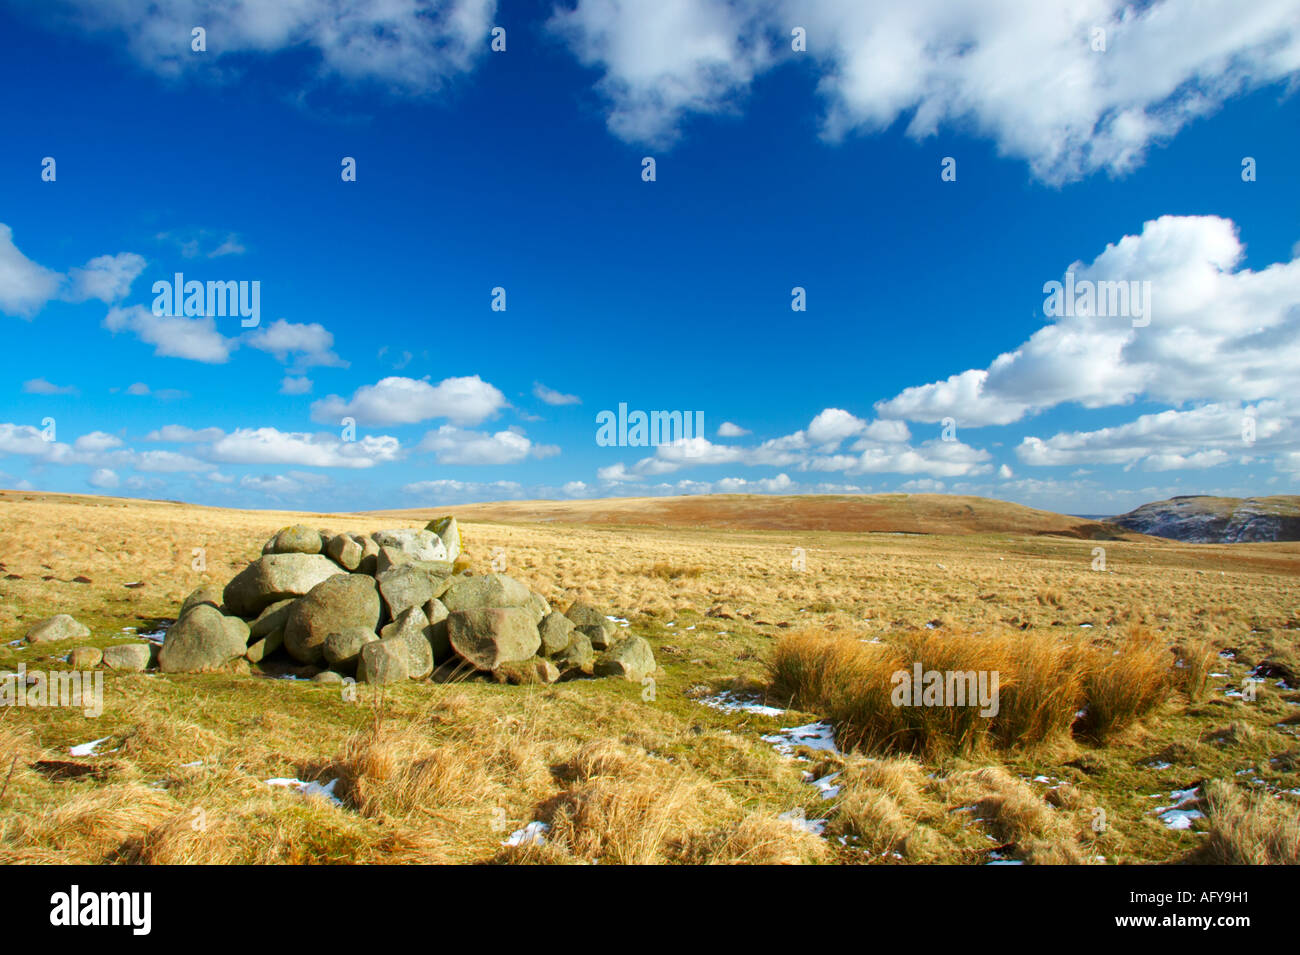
[2, 0, 1298, 514]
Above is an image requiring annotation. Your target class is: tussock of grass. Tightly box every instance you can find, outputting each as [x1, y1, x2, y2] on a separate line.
[1199, 779, 1300, 864]
[644, 562, 704, 581]
[769, 626, 1171, 756]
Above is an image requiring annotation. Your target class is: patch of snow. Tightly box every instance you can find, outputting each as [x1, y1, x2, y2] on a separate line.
[1158, 808, 1204, 830]
[266, 777, 343, 807]
[1147, 761, 1173, 770]
[69, 736, 111, 757]
[761, 722, 839, 758]
[698, 691, 785, 717]
[778, 808, 826, 835]
[502, 821, 549, 847]
[808, 772, 842, 800]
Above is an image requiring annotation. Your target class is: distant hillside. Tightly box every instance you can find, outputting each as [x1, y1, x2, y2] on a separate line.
[1112, 495, 1300, 543]
[368, 493, 1132, 539]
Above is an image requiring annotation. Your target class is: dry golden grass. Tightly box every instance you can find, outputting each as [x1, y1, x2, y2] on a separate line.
[768, 626, 1171, 755]
[2, 489, 1299, 865]
[1200, 779, 1300, 864]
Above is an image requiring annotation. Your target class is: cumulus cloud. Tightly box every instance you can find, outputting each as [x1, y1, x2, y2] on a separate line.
[716, 421, 750, 437]
[312, 375, 507, 426]
[280, 376, 313, 395]
[209, 427, 401, 469]
[65, 253, 147, 303]
[88, 468, 120, 489]
[0, 225, 145, 318]
[417, 425, 534, 466]
[246, 319, 346, 370]
[104, 304, 237, 363]
[877, 216, 1300, 431]
[549, 0, 1300, 182]
[1016, 401, 1293, 470]
[0, 224, 65, 317]
[401, 478, 526, 503]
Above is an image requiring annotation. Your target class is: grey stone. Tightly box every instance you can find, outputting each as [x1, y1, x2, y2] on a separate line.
[553, 630, 594, 674]
[425, 516, 462, 562]
[322, 627, 377, 670]
[371, 528, 448, 563]
[325, 533, 363, 571]
[525, 592, 552, 624]
[595, 636, 657, 682]
[102, 642, 154, 672]
[376, 564, 452, 620]
[441, 573, 532, 613]
[283, 574, 381, 665]
[25, 614, 90, 644]
[537, 612, 576, 656]
[158, 606, 249, 673]
[249, 599, 295, 639]
[179, 586, 223, 619]
[69, 646, 103, 668]
[244, 628, 283, 664]
[447, 607, 540, 671]
[357, 640, 409, 684]
[222, 554, 344, 618]
[269, 524, 323, 555]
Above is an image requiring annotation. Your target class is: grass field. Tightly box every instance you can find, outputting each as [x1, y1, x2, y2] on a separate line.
[2, 489, 1298, 864]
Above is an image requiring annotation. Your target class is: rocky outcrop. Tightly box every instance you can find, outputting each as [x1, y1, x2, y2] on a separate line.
[1112, 495, 1300, 543]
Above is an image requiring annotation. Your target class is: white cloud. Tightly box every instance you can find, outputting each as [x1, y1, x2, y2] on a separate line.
[22, 378, 78, 396]
[144, 424, 225, 443]
[1016, 401, 1293, 470]
[88, 468, 119, 489]
[563, 480, 590, 497]
[533, 382, 581, 406]
[549, 0, 771, 146]
[104, 304, 237, 363]
[65, 253, 147, 303]
[126, 382, 151, 396]
[417, 425, 533, 465]
[280, 376, 313, 395]
[74, 431, 123, 453]
[246, 319, 346, 369]
[878, 216, 1300, 428]
[717, 421, 750, 437]
[312, 375, 507, 426]
[401, 478, 526, 502]
[208, 427, 402, 469]
[0, 224, 62, 317]
[63, 0, 496, 94]
[549, 0, 1300, 183]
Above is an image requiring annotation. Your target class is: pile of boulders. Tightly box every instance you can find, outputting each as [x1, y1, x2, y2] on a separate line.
[148, 517, 655, 686]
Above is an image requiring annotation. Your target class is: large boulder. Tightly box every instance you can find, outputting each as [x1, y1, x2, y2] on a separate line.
[25, 614, 90, 644]
[325, 533, 363, 571]
[356, 640, 409, 684]
[494, 658, 561, 685]
[447, 608, 540, 671]
[425, 516, 462, 562]
[376, 564, 452, 620]
[69, 646, 103, 668]
[158, 606, 249, 673]
[441, 573, 532, 613]
[223, 554, 344, 618]
[179, 586, 223, 618]
[371, 529, 448, 563]
[244, 628, 283, 664]
[102, 642, 153, 672]
[323, 627, 378, 671]
[249, 599, 295, 639]
[553, 630, 594, 674]
[378, 606, 435, 678]
[283, 574, 381, 665]
[268, 525, 323, 555]
[423, 598, 451, 661]
[537, 612, 576, 656]
[525, 592, 551, 625]
[357, 536, 380, 576]
[595, 636, 656, 682]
